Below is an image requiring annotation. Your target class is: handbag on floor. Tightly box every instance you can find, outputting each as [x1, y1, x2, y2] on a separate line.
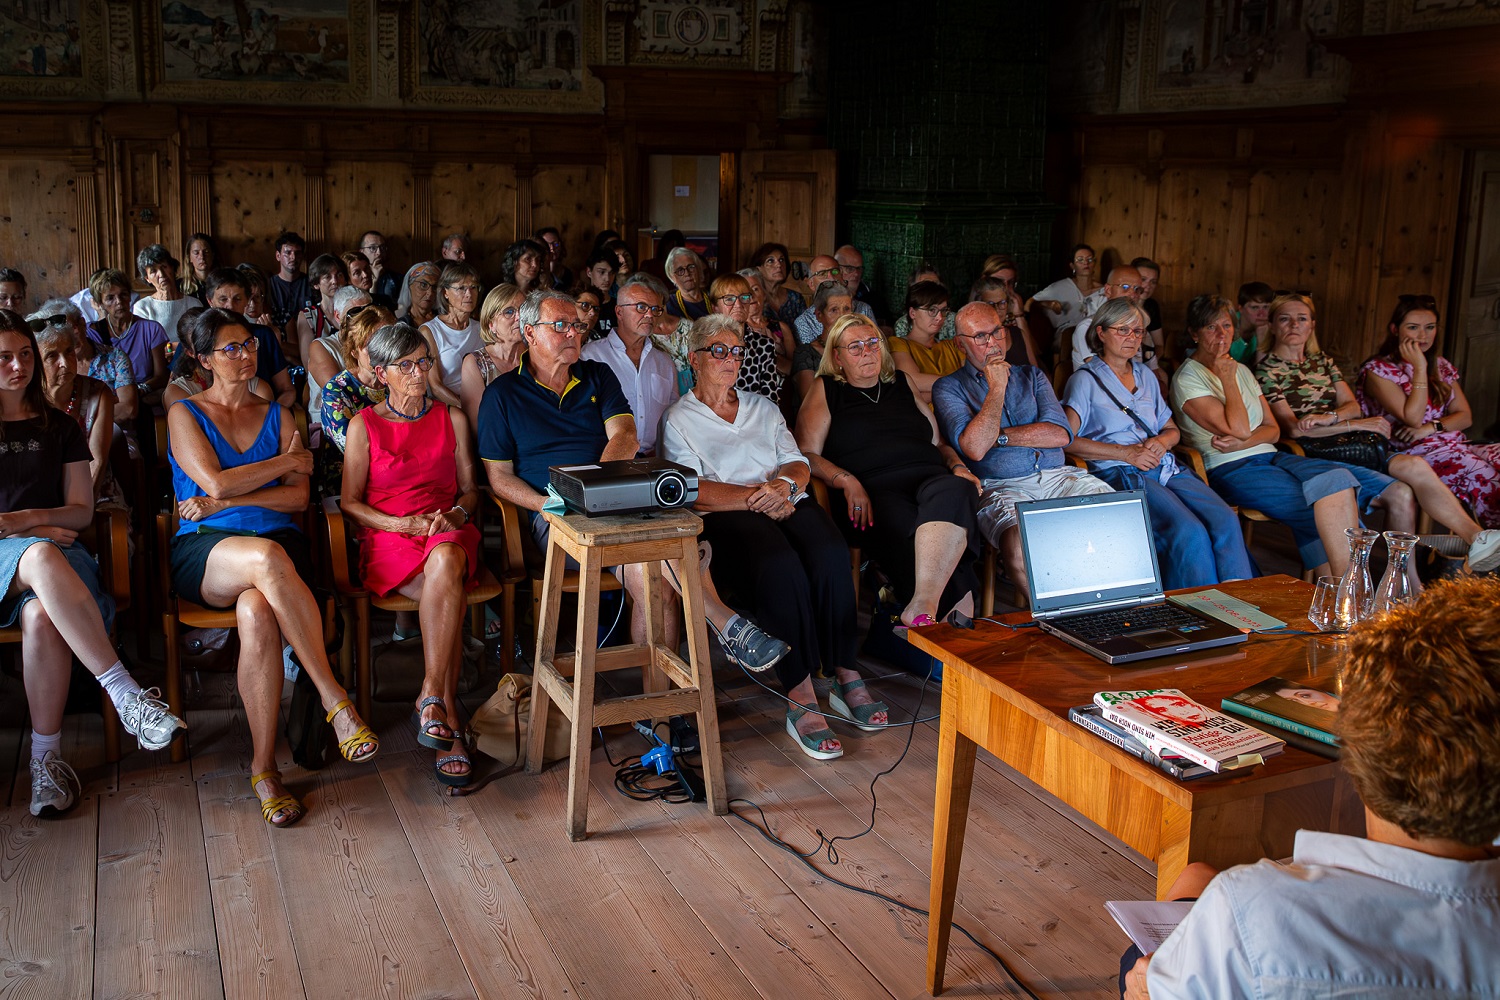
[466, 672, 576, 769]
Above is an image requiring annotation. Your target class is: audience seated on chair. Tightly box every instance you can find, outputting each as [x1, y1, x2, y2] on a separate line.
[0, 310, 184, 818]
[201, 268, 296, 407]
[933, 301, 1113, 598]
[1123, 575, 1500, 1000]
[167, 307, 376, 829]
[31, 309, 129, 512]
[87, 267, 169, 402]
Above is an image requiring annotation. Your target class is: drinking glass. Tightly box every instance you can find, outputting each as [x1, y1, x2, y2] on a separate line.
[1308, 575, 1349, 632]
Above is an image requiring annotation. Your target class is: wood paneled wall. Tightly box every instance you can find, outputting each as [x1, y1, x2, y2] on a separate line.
[1056, 109, 1465, 367]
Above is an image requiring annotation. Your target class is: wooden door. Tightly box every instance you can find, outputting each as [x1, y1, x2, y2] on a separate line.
[737, 150, 836, 274]
[1453, 150, 1500, 439]
[110, 137, 175, 287]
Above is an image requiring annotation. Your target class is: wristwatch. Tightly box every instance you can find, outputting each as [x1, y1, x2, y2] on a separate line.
[1434, 420, 1445, 433]
[777, 475, 801, 503]
[453, 503, 471, 524]
[996, 430, 1010, 447]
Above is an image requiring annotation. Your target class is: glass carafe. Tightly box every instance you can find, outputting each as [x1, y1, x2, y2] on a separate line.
[1334, 527, 1380, 625]
[1373, 530, 1422, 615]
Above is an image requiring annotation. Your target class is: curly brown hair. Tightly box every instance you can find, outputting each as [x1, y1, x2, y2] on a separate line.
[1340, 575, 1500, 846]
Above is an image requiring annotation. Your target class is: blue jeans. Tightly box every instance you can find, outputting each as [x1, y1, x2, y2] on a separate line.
[1095, 466, 1256, 589]
[1208, 452, 1389, 570]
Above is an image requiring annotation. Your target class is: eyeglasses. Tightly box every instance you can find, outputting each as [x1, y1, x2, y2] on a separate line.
[532, 320, 590, 336]
[345, 303, 372, 322]
[716, 293, 755, 305]
[576, 302, 599, 313]
[694, 343, 744, 361]
[810, 266, 842, 279]
[837, 263, 863, 274]
[1397, 294, 1438, 308]
[382, 356, 434, 375]
[411, 279, 435, 290]
[957, 328, 1003, 344]
[672, 265, 699, 276]
[761, 255, 787, 266]
[836, 336, 882, 356]
[209, 337, 260, 360]
[26, 314, 71, 333]
[500, 306, 518, 318]
[916, 306, 950, 318]
[447, 283, 481, 294]
[1072, 256, 1095, 264]
[620, 301, 664, 317]
[360, 243, 385, 252]
[1113, 282, 1139, 293]
[1103, 325, 1146, 338]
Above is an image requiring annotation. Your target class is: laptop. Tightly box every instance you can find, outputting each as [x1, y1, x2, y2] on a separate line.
[1014, 491, 1248, 665]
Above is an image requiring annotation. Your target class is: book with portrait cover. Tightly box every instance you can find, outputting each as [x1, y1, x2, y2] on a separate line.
[1221, 676, 1340, 748]
[1068, 705, 1213, 780]
[1093, 688, 1285, 772]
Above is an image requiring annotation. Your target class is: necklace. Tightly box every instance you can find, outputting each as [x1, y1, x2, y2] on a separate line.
[851, 380, 883, 405]
[387, 395, 430, 421]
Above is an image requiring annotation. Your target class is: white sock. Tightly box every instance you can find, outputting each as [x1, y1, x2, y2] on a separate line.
[96, 661, 141, 711]
[31, 729, 61, 763]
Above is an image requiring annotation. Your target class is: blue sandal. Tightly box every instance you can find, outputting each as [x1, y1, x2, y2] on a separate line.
[412, 695, 455, 751]
[785, 703, 843, 760]
[435, 747, 472, 787]
[828, 678, 889, 732]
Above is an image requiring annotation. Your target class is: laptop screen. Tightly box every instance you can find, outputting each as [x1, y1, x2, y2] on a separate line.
[1016, 492, 1163, 610]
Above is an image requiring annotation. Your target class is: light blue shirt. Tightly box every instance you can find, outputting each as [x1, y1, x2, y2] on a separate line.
[794, 297, 876, 343]
[1061, 356, 1179, 484]
[1148, 830, 1500, 999]
[932, 361, 1070, 482]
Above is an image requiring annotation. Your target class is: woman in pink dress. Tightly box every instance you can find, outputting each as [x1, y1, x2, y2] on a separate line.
[339, 321, 482, 787]
[1357, 295, 1500, 529]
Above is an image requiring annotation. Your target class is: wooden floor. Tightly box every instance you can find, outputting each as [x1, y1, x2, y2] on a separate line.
[0, 531, 1309, 1000]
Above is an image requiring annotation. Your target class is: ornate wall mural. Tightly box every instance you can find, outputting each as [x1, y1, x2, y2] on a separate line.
[0, 0, 106, 97]
[634, 0, 745, 59]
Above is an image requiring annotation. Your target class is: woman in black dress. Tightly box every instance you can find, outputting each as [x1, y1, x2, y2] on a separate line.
[795, 314, 983, 628]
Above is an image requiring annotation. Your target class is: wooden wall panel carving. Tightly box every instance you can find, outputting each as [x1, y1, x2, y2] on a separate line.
[5, 161, 85, 294]
[429, 162, 520, 268]
[208, 162, 306, 273]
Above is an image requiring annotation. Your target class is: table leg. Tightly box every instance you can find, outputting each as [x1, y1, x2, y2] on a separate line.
[565, 546, 603, 841]
[526, 533, 568, 775]
[927, 690, 978, 996]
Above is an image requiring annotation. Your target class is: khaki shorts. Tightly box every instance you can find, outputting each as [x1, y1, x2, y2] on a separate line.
[976, 466, 1113, 545]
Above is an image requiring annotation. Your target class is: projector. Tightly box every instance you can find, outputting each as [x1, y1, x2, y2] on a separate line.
[549, 458, 699, 516]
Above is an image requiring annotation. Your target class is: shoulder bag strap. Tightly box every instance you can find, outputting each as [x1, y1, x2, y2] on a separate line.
[1082, 365, 1157, 440]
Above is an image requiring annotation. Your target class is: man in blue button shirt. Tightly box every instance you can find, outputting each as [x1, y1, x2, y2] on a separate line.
[933, 302, 1110, 595]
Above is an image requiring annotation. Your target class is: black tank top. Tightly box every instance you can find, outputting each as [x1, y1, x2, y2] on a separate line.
[821, 372, 944, 488]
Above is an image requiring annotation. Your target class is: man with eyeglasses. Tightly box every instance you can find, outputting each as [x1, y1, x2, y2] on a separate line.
[835, 245, 884, 324]
[795, 253, 876, 344]
[1070, 265, 1154, 372]
[201, 268, 296, 407]
[582, 274, 678, 456]
[360, 230, 400, 304]
[440, 233, 469, 263]
[933, 302, 1111, 594]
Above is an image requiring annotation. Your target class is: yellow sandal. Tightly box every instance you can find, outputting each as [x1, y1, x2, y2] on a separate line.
[326, 699, 379, 763]
[251, 770, 304, 828]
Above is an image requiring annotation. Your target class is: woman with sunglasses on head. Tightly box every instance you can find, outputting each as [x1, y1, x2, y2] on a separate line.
[796, 314, 982, 629]
[339, 322, 482, 790]
[710, 272, 783, 404]
[751, 241, 806, 328]
[167, 308, 377, 828]
[661, 315, 887, 761]
[891, 280, 965, 407]
[1358, 295, 1500, 532]
[418, 262, 485, 408]
[460, 284, 525, 431]
[1063, 297, 1253, 589]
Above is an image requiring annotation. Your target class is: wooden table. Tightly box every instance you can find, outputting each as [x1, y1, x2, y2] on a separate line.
[912, 575, 1364, 995]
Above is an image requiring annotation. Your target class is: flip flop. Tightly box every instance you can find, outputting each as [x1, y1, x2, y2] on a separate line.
[412, 695, 455, 751]
[828, 677, 890, 732]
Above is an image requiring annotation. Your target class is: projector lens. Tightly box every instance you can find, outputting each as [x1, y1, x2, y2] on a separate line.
[656, 474, 685, 506]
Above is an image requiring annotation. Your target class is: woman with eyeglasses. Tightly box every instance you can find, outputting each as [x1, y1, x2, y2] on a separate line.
[664, 247, 710, 321]
[163, 306, 275, 410]
[339, 321, 482, 789]
[751, 241, 807, 328]
[461, 285, 525, 430]
[1170, 294, 1367, 578]
[418, 262, 485, 408]
[575, 286, 609, 342]
[1358, 295, 1500, 533]
[1062, 298, 1253, 589]
[892, 280, 965, 407]
[795, 314, 982, 629]
[1029, 242, 1103, 340]
[168, 308, 378, 827]
[791, 282, 856, 402]
[29, 299, 137, 425]
[736, 268, 795, 361]
[709, 273, 783, 404]
[396, 261, 441, 330]
[661, 315, 887, 762]
[1255, 294, 1498, 567]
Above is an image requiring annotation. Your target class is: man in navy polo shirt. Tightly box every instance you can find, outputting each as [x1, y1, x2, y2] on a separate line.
[480, 289, 790, 673]
[933, 302, 1111, 596]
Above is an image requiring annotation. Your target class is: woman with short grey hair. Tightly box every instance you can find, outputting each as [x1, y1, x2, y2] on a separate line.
[665, 247, 709, 321]
[132, 243, 196, 343]
[29, 311, 126, 509]
[339, 319, 483, 790]
[30, 297, 138, 423]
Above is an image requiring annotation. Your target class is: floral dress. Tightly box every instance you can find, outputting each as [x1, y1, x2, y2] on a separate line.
[320, 369, 388, 497]
[1357, 355, 1500, 528]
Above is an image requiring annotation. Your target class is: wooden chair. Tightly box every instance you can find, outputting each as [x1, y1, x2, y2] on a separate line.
[156, 506, 338, 762]
[0, 509, 129, 762]
[491, 494, 620, 653]
[322, 496, 507, 721]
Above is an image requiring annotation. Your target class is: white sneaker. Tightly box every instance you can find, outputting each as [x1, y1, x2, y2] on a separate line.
[117, 687, 186, 751]
[29, 751, 81, 817]
[1468, 529, 1500, 574]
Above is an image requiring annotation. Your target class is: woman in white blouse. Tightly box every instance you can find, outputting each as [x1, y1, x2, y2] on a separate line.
[660, 315, 888, 762]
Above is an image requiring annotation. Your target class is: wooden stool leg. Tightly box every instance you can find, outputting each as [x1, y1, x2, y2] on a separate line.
[640, 559, 665, 700]
[676, 539, 726, 816]
[565, 546, 603, 841]
[526, 535, 568, 774]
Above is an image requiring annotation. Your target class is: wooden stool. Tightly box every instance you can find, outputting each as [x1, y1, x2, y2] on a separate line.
[526, 509, 727, 840]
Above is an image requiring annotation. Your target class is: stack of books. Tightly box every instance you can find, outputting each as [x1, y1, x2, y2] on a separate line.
[1221, 676, 1340, 757]
[1075, 688, 1286, 776]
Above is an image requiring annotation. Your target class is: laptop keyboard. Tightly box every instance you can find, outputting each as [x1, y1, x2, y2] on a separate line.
[1060, 602, 1204, 641]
